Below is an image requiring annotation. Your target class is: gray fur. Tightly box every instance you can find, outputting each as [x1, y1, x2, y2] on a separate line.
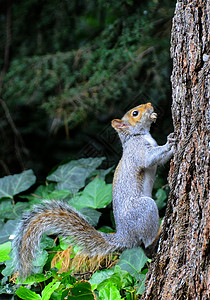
[12, 103, 175, 278]
[111, 103, 175, 250]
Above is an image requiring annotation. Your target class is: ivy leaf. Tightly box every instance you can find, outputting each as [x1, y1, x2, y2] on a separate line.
[0, 219, 20, 244]
[69, 281, 95, 299]
[81, 177, 112, 209]
[39, 235, 55, 250]
[0, 201, 30, 220]
[80, 207, 102, 226]
[41, 279, 61, 300]
[0, 242, 11, 262]
[2, 258, 14, 277]
[89, 269, 115, 287]
[69, 177, 112, 209]
[16, 273, 52, 285]
[99, 282, 122, 300]
[0, 219, 3, 231]
[98, 226, 114, 233]
[46, 189, 72, 200]
[22, 184, 55, 202]
[16, 286, 41, 300]
[0, 170, 36, 200]
[155, 188, 167, 210]
[96, 265, 135, 292]
[23, 184, 72, 203]
[33, 250, 48, 269]
[90, 166, 114, 180]
[135, 274, 146, 295]
[117, 248, 148, 280]
[47, 157, 105, 193]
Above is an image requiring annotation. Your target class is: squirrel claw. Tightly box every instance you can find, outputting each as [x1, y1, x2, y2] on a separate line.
[167, 132, 177, 145]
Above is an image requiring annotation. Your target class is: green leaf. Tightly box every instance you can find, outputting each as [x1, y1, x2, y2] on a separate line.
[23, 184, 71, 204]
[82, 177, 112, 208]
[96, 266, 135, 291]
[114, 265, 135, 288]
[0, 219, 19, 243]
[39, 234, 55, 250]
[0, 219, 4, 230]
[46, 189, 72, 200]
[22, 184, 55, 203]
[89, 269, 115, 286]
[33, 250, 48, 269]
[16, 273, 52, 285]
[47, 157, 105, 193]
[0, 242, 11, 262]
[0, 201, 30, 220]
[69, 281, 95, 299]
[69, 177, 112, 209]
[98, 226, 114, 233]
[59, 270, 76, 285]
[135, 274, 146, 295]
[90, 166, 114, 180]
[1, 257, 14, 276]
[117, 248, 148, 280]
[59, 237, 71, 250]
[0, 170, 36, 199]
[16, 286, 41, 300]
[155, 188, 167, 210]
[41, 279, 61, 300]
[80, 207, 101, 226]
[99, 282, 122, 300]
[53, 257, 64, 271]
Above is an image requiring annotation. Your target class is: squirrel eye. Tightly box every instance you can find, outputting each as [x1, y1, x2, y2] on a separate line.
[132, 110, 139, 117]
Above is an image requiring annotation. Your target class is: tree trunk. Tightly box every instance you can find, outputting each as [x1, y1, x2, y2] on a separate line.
[142, 0, 209, 299]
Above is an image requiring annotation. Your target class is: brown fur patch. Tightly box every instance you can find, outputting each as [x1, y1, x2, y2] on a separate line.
[51, 246, 119, 277]
[126, 103, 152, 126]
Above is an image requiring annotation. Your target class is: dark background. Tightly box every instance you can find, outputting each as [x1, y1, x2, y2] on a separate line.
[0, 0, 176, 181]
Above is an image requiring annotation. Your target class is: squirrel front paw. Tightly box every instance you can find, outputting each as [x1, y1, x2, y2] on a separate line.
[167, 133, 177, 148]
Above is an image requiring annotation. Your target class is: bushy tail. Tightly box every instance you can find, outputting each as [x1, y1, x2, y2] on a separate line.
[12, 200, 117, 278]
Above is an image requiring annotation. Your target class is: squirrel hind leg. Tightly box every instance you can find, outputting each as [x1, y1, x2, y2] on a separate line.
[142, 224, 162, 258]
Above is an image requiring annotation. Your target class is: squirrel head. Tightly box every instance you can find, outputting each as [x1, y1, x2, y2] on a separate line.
[111, 103, 157, 137]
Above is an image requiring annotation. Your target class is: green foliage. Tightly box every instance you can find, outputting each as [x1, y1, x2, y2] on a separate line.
[15, 271, 77, 300]
[0, 170, 36, 200]
[15, 272, 53, 286]
[117, 248, 148, 280]
[89, 269, 114, 286]
[0, 201, 30, 221]
[155, 188, 167, 210]
[0, 157, 152, 299]
[68, 281, 95, 300]
[69, 177, 112, 210]
[47, 157, 105, 193]
[16, 286, 42, 300]
[0, 242, 11, 262]
[99, 283, 122, 300]
[1, 0, 176, 132]
[22, 184, 70, 204]
[90, 261, 148, 298]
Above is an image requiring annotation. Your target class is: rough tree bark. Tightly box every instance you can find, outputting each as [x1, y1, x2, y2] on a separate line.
[142, 0, 209, 299]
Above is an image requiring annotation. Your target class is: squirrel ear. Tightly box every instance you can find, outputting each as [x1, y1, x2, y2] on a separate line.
[111, 119, 129, 130]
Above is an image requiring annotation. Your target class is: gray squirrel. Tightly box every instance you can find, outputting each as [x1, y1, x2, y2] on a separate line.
[12, 102, 175, 277]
